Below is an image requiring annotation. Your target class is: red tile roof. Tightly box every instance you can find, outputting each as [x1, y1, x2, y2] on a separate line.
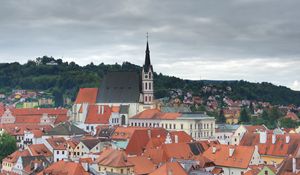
[2, 150, 30, 163]
[95, 148, 134, 167]
[244, 125, 268, 133]
[131, 109, 181, 120]
[28, 144, 53, 157]
[46, 137, 67, 150]
[125, 128, 167, 155]
[11, 108, 68, 124]
[128, 156, 156, 175]
[1, 124, 52, 136]
[149, 162, 188, 175]
[38, 160, 89, 175]
[75, 88, 98, 104]
[203, 145, 255, 169]
[285, 112, 300, 121]
[240, 133, 300, 157]
[84, 105, 111, 124]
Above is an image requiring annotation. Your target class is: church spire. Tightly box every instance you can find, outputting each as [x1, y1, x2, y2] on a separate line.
[144, 32, 152, 73]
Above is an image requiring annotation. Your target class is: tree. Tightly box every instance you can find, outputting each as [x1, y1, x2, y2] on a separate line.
[217, 109, 226, 123]
[239, 108, 250, 123]
[279, 118, 298, 128]
[261, 110, 269, 121]
[0, 133, 17, 162]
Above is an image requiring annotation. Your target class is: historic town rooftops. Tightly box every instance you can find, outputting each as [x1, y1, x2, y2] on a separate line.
[131, 109, 214, 120]
[20, 155, 50, 174]
[74, 88, 98, 104]
[2, 150, 30, 164]
[46, 137, 67, 150]
[95, 148, 134, 168]
[80, 138, 101, 150]
[45, 122, 87, 136]
[149, 162, 188, 175]
[0, 124, 52, 136]
[28, 144, 53, 157]
[84, 105, 112, 124]
[38, 160, 89, 175]
[240, 133, 300, 157]
[8, 107, 68, 124]
[128, 156, 156, 175]
[203, 145, 255, 169]
[96, 71, 141, 103]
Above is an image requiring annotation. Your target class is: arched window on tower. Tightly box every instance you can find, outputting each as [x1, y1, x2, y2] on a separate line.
[145, 82, 148, 90]
[149, 73, 151, 79]
[149, 82, 151, 90]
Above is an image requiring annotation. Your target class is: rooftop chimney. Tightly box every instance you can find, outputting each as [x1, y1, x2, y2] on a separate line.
[272, 134, 276, 144]
[98, 105, 101, 114]
[229, 147, 235, 157]
[286, 135, 290, 144]
[259, 131, 267, 144]
[101, 105, 104, 114]
[147, 129, 151, 139]
[212, 146, 217, 154]
[174, 135, 179, 143]
[293, 158, 297, 173]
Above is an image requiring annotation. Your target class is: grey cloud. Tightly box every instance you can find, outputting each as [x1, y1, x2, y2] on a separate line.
[0, 0, 300, 90]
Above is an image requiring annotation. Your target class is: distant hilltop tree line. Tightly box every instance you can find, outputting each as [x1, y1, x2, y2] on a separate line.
[0, 56, 300, 106]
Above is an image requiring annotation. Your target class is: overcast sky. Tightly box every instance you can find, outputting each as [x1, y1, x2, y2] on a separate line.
[1, 0, 300, 91]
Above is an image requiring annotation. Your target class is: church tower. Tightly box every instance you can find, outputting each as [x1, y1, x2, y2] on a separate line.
[142, 35, 154, 105]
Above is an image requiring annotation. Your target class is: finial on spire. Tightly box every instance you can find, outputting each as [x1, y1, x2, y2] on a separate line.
[146, 32, 149, 42]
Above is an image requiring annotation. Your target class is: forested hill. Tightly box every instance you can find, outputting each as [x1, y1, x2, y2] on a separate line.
[1, 56, 300, 106]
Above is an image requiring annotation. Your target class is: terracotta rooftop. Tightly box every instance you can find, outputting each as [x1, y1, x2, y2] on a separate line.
[84, 105, 111, 124]
[46, 137, 67, 150]
[128, 156, 156, 175]
[149, 162, 188, 175]
[131, 109, 181, 120]
[38, 160, 89, 175]
[2, 150, 30, 164]
[240, 133, 300, 157]
[74, 88, 98, 104]
[203, 145, 255, 169]
[95, 148, 134, 168]
[28, 144, 53, 157]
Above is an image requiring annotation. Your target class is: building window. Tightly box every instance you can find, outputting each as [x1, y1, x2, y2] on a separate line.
[149, 96, 152, 102]
[91, 126, 94, 131]
[145, 96, 148, 102]
[149, 73, 151, 79]
[149, 83, 151, 90]
[181, 124, 183, 129]
[62, 151, 65, 154]
[57, 151, 59, 154]
[190, 124, 192, 129]
[173, 124, 176, 129]
[169, 124, 172, 129]
[145, 82, 148, 90]
[86, 126, 89, 130]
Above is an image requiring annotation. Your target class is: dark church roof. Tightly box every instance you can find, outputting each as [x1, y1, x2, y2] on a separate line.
[96, 72, 141, 103]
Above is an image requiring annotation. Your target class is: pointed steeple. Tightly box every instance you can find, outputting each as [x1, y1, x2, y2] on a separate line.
[143, 33, 153, 73]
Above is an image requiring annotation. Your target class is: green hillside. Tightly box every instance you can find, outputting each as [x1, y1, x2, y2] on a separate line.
[0, 56, 300, 106]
